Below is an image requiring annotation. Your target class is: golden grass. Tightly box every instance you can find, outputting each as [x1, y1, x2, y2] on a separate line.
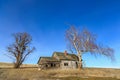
[0, 62, 37, 68]
[0, 62, 120, 80]
[0, 68, 120, 80]
[41, 68, 120, 78]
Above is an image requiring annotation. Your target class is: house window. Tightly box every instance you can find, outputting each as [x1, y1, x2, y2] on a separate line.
[46, 64, 48, 67]
[64, 63, 68, 66]
[76, 62, 78, 68]
[51, 63, 53, 67]
[51, 63, 56, 67]
[54, 64, 56, 67]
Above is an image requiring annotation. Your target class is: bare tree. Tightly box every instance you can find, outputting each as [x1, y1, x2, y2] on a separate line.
[7, 32, 35, 68]
[65, 26, 114, 69]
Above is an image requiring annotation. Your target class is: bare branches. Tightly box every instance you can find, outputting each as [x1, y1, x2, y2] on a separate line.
[7, 32, 35, 68]
[97, 44, 115, 61]
[65, 26, 115, 69]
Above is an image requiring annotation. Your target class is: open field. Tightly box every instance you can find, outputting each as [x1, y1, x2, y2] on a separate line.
[0, 62, 38, 68]
[0, 62, 120, 80]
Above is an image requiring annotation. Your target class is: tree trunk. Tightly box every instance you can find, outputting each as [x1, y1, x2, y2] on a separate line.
[14, 61, 21, 68]
[78, 52, 83, 69]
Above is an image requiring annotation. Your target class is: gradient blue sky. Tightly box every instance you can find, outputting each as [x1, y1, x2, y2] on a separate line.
[0, 0, 120, 68]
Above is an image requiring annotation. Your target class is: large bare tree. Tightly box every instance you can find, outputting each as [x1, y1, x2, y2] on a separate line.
[7, 32, 35, 68]
[65, 26, 114, 69]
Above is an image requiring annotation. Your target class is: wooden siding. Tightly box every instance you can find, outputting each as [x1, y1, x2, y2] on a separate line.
[60, 60, 78, 69]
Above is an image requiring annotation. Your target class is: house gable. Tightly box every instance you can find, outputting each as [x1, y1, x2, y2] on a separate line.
[52, 52, 79, 61]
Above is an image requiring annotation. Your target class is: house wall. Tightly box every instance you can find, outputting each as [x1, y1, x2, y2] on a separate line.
[60, 60, 78, 69]
[38, 62, 60, 69]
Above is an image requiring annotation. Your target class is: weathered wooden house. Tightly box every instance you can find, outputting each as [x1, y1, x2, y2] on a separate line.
[37, 51, 79, 69]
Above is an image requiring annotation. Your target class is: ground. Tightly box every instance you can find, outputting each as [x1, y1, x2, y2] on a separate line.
[0, 62, 120, 80]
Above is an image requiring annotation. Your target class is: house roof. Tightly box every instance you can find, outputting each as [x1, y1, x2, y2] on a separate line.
[52, 52, 79, 61]
[37, 51, 79, 64]
[37, 57, 59, 64]
[41, 57, 58, 61]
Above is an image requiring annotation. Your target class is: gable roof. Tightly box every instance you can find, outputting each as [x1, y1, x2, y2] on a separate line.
[37, 57, 59, 64]
[52, 52, 79, 61]
[37, 51, 79, 64]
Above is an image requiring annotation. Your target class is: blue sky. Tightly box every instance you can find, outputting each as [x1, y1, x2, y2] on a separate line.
[0, 0, 120, 68]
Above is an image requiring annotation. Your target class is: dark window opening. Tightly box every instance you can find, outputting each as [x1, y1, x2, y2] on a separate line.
[64, 63, 68, 66]
[76, 62, 78, 68]
[54, 64, 56, 67]
[51, 63, 56, 67]
[51, 63, 53, 67]
[46, 64, 48, 67]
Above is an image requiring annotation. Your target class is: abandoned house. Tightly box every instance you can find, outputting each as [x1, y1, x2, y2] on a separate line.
[37, 51, 79, 69]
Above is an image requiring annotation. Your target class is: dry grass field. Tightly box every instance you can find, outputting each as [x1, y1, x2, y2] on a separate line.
[0, 62, 38, 68]
[0, 62, 120, 80]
